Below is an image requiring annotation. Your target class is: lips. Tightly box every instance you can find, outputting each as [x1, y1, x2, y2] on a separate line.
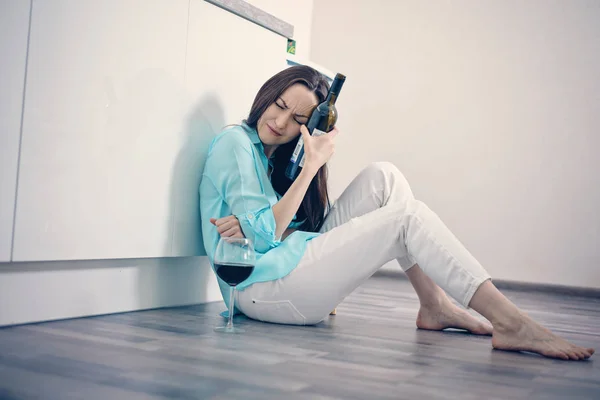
[267, 125, 282, 137]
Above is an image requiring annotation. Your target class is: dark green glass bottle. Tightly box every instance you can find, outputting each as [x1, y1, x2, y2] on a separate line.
[285, 73, 346, 180]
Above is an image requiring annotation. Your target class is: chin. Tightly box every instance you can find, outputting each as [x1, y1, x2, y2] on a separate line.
[258, 130, 275, 145]
[258, 131, 273, 144]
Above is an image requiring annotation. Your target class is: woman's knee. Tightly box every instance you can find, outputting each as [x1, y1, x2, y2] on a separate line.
[363, 161, 413, 202]
[366, 161, 398, 175]
[364, 161, 408, 184]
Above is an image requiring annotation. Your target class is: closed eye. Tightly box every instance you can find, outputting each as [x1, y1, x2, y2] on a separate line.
[276, 98, 309, 124]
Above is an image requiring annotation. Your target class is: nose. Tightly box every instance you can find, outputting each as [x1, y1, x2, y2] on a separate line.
[275, 113, 288, 130]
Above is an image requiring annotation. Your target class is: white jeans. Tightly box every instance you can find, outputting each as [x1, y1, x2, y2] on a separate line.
[236, 162, 491, 325]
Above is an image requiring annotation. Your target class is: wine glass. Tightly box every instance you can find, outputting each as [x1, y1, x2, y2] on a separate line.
[213, 237, 255, 333]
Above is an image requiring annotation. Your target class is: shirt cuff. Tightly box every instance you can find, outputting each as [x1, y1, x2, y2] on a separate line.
[236, 206, 281, 253]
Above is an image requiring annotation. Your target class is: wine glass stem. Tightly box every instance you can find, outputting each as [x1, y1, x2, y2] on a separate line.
[227, 286, 235, 329]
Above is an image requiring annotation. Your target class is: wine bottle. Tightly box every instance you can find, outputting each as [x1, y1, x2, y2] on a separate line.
[285, 73, 346, 180]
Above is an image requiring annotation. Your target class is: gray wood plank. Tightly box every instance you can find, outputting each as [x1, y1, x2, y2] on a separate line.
[0, 275, 598, 400]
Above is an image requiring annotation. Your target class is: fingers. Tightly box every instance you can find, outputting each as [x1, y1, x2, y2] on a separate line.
[221, 227, 244, 238]
[300, 124, 310, 140]
[212, 216, 234, 231]
[211, 215, 245, 238]
[328, 126, 340, 138]
[215, 219, 237, 234]
[213, 215, 236, 227]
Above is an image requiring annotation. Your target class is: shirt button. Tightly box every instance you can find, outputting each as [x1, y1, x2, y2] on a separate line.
[248, 214, 254, 219]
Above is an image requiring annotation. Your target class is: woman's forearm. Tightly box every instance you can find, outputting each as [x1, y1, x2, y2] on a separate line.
[272, 167, 317, 238]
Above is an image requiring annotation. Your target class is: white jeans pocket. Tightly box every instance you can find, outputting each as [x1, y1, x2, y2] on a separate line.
[250, 299, 307, 325]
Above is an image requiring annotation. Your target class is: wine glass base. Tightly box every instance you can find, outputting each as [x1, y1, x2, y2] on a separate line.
[214, 325, 245, 334]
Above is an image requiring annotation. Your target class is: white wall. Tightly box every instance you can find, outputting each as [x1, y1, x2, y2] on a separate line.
[311, 0, 600, 288]
[0, 0, 315, 326]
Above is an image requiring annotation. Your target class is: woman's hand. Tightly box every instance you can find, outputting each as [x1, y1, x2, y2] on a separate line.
[210, 216, 245, 238]
[301, 125, 339, 174]
[268, 126, 339, 239]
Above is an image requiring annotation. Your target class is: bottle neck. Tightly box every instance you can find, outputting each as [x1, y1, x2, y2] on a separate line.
[326, 75, 345, 106]
[326, 91, 338, 106]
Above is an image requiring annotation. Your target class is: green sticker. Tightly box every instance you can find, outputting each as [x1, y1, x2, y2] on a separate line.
[287, 39, 296, 55]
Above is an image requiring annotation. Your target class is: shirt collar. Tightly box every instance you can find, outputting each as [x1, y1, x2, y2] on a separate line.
[242, 121, 274, 169]
[242, 121, 262, 145]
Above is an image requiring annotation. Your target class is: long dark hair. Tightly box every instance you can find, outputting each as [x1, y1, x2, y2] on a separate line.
[245, 65, 331, 232]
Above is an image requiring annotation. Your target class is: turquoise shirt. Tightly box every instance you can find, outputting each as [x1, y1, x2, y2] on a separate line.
[199, 122, 320, 312]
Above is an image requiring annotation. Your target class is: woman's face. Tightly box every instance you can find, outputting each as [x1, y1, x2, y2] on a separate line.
[257, 83, 318, 148]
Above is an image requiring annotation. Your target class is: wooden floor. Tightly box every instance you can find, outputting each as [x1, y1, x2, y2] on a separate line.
[0, 274, 599, 400]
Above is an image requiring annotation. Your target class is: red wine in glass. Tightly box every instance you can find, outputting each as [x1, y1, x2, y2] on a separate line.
[213, 237, 255, 334]
[214, 262, 255, 286]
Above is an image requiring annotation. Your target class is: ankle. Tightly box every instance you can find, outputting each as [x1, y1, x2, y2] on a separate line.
[418, 289, 447, 309]
[492, 311, 526, 333]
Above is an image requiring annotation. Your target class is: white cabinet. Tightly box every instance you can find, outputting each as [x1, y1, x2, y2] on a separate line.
[187, 0, 286, 127]
[0, 1, 31, 261]
[169, 0, 286, 255]
[12, 0, 288, 261]
[13, 0, 190, 261]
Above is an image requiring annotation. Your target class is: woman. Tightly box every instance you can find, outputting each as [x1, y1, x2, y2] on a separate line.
[199, 65, 594, 360]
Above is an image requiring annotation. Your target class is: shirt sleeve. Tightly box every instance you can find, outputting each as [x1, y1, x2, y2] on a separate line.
[204, 130, 281, 253]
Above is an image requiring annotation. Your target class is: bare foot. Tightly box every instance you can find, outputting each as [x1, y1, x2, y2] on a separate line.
[492, 313, 595, 360]
[416, 299, 493, 336]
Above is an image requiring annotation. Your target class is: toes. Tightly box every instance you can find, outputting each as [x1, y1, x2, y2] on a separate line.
[580, 347, 594, 359]
[547, 350, 570, 360]
[480, 327, 493, 336]
[579, 348, 592, 360]
[477, 322, 493, 335]
[558, 347, 596, 361]
[567, 346, 594, 361]
[461, 316, 492, 335]
[550, 345, 595, 361]
[574, 349, 587, 360]
[588, 348, 595, 356]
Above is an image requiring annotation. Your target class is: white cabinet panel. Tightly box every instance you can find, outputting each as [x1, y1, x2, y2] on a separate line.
[187, 0, 285, 126]
[169, 0, 287, 255]
[13, 0, 190, 261]
[0, 1, 31, 261]
[13, 0, 288, 261]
